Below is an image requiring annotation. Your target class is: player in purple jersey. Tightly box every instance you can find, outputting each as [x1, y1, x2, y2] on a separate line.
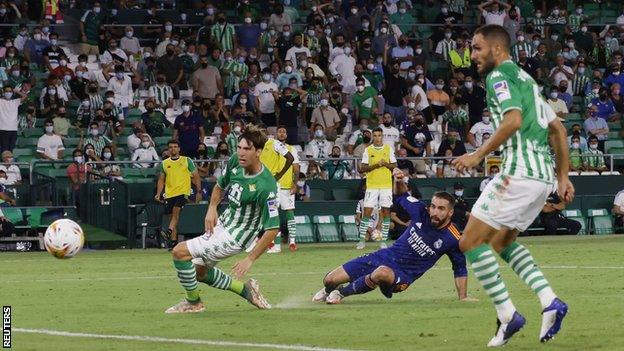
[312, 170, 473, 304]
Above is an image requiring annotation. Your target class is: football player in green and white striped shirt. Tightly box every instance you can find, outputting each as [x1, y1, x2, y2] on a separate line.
[165, 125, 278, 314]
[453, 25, 573, 347]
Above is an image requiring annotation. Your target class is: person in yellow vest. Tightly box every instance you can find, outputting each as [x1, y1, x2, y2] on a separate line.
[155, 140, 202, 249]
[449, 36, 472, 76]
[357, 127, 397, 249]
[257, 123, 294, 253]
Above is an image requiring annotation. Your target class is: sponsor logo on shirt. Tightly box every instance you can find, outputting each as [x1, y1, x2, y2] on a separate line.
[267, 199, 279, 218]
[493, 80, 511, 101]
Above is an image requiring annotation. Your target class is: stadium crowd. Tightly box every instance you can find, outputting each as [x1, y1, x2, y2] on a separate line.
[1, 0, 624, 209]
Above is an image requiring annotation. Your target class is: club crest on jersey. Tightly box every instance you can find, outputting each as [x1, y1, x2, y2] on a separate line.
[232, 168, 238, 175]
[493, 80, 511, 101]
[249, 184, 256, 192]
[434, 239, 443, 249]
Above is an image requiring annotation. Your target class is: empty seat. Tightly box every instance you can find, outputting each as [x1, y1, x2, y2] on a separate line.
[294, 215, 315, 243]
[563, 209, 587, 235]
[338, 215, 359, 241]
[313, 215, 341, 242]
[587, 208, 614, 235]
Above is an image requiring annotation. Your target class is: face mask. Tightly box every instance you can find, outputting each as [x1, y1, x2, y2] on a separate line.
[324, 28, 332, 35]
[48, 88, 56, 95]
[315, 130, 324, 138]
[342, 107, 349, 115]
[408, 102, 416, 109]
[182, 105, 190, 112]
[571, 142, 580, 149]
[74, 156, 84, 163]
[399, 8, 406, 14]
[142, 141, 150, 148]
[34, 34, 42, 41]
[551, 35, 559, 41]
[344, 47, 352, 55]
[207, 8, 215, 15]
[90, 129, 99, 136]
[283, 31, 291, 37]
[296, 180, 305, 187]
[366, 63, 375, 70]
[233, 126, 242, 134]
[578, 67, 586, 75]
[533, 40, 540, 47]
[614, 71, 621, 76]
[581, 26, 588, 33]
[50, 38, 58, 46]
[482, 116, 490, 124]
[115, 72, 124, 80]
[592, 88, 599, 94]
[455, 190, 463, 197]
[45, 126, 54, 133]
[318, 98, 329, 107]
[553, 9, 560, 16]
[380, 27, 388, 34]
[244, 17, 252, 24]
[517, 35, 524, 42]
[103, 152, 112, 159]
[289, 83, 297, 90]
[263, 73, 271, 81]
[11, 70, 19, 77]
[408, 72, 416, 80]
[435, 84, 444, 90]
[415, 48, 422, 55]
[550, 92, 558, 99]
[165, 25, 173, 32]
[445, 32, 452, 39]
[464, 81, 473, 89]
[590, 143, 598, 150]
[285, 66, 293, 73]
[356, 85, 365, 92]
[269, 29, 276, 36]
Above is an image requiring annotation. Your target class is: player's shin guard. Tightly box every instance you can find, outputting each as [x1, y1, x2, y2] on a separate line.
[500, 242, 557, 308]
[200, 267, 246, 297]
[465, 244, 516, 323]
[173, 260, 200, 302]
[381, 217, 390, 241]
[338, 275, 376, 297]
[286, 211, 296, 244]
[359, 217, 371, 241]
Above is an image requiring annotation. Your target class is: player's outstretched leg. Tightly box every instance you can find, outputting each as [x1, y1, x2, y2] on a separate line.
[497, 241, 568, 342]
[196, 266, 271, 309]
[286, 210, 297, 251]
[165, 242, 205, 314]
[313, 267, 351, 302]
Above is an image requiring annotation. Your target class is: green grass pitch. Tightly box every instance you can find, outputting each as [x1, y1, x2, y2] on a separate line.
[2, 236, 623, 351]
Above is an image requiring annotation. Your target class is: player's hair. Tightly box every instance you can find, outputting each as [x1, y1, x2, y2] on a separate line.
[276, 125, 287, 132]
[239, 124, 268, 150]
[372, 127, 383, 134]
[167, 139, 179, 147]
[474, 24, 511, 50]
[432, 191, 456, 209]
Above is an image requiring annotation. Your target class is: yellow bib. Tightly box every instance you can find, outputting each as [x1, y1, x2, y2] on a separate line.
[162, 156, 193, 198]
[365, 144, 393, 189]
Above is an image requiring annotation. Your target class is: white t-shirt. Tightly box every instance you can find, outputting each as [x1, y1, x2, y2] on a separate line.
[131, 147, 160, 168]
[127, 134, 142, 155]
[0, 164, 21, 184]
[549, 66, 574, 93]
[37, 134, 65, 160]
[547, 98, 568, 115]
[0, 98, 21, 131]
[613, 190, 624, 208]
[253, 81, 278, 114]
[482, 10, 506, 26]
[410, 84, 430, 111]
[305, 139, 333, 159]
[469, 121, 495, 147]
[379, 125, 401, 150]
[285, 46, 311, 69]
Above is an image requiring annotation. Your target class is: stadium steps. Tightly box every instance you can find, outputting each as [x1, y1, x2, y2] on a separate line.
[294, 215, 316, 243]
[587, 208, 614, 235]
[338, 215, 359, 242]
[563, 209, 587, 235]
[314, 215, 341, 243]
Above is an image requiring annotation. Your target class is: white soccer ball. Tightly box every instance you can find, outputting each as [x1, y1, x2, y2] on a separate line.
[44, 219, 84, 259]
[371, 229, 383, 242]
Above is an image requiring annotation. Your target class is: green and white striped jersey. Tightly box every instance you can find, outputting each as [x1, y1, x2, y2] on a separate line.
[485, 60, 557, 183]
[216, 154, 280, 247]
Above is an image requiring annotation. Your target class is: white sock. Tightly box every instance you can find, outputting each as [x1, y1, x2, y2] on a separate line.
[537, 286, 557, 309]
[495, 299, 516, 324]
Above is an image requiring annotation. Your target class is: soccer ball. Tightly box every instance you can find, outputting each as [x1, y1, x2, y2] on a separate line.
[371, 229, 383, 242]
[44, 219, 84, 259]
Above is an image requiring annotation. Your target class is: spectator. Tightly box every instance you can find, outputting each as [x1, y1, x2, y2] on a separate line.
[372, 21, 397, 57]
[567, 123, 588, 152]
[100, 39, 128, 66]
[584, 105, 609, 152]
[382, 59, 408, 124]
[569, 134, 584, 173]
[329, 44, 356, 93]
[0, 181, 15, 206]
[604, 63, 624, 88]
[191, 56, 223, 101]
[221, 49, 249, 97]
[547, 88, 568, 120]
[435, 27, 456, 62]
[468, 110, 495, 148]
[212, 12, 237, 52]
[591, 88, 618, 121]
[305, 124, 333, 160]
[437, 129, 467, 157]
[37, 120, 65, 160]
[141, 100, 171, 137]
[42, 33, 65, 71]
[99, 146, 122, 179]
[52, 106, 71, 137]
[449, 36, 472, 75]
[224, 119, 244, 155]
[127, 126, 150, 155]
[612, 189, 624, 229]
[436, 149, 460, 178]
[395, 147, 415, 177]
[556, 81, 573, 110]
[120, 26, 141, 56]
[23, 28, 49, 67]
[156, 44, 184, 99]
[442, 99, 470, 138]
[351, 77, 380, 125]
[149, 74, 174, 110]
[295, 172, 310, 202]
[400, 112, 432, 174]
[322, 146, 352, 180]
[479, 0, 510, 26]
[427, 79, 451, 118]
[254, 70, 279, 126]
[107, 65, 133, 116]
[285, 33, 311, 70]
[0, 86, 27, 153]
[480, 164, 500, 192]
[353, 129, 372, 158]
[610, 83, 624, 114]
[379, 112, 400, 150]
[83, 121, 112, 156]
[237, 11, 262, 51]
[67, 149, 91, 208]
[132, 134, 160, 168]
[538, 192, 582, 235]
[173, 100, 205, 159]
[79, 2, 102, 55]
[583, 136, 608, 172]
[310, 92, 340, 141]
[517, 50, 538, 79]
[0, 151, 21, 185]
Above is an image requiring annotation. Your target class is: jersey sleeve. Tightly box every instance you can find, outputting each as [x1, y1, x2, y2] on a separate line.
[216, 155, 237, 189]
[388, 147, 397, 163]
[259, 184, 280, 231]
[361, 147, 369, 164]
[614, 192, 624, 207]
[487, 70, 522, 114]
[291, 148, 300, 164]
[447, 245, 468, 278]
[187, 158, 197, 172]
[396, 194, 426, 222]
[272, 140, 289, 156]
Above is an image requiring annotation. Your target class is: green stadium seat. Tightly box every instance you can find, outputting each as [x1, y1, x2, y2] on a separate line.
[332, 188, 356, 201]
[313, 215, 341, 242]
[294, 215, 315, 243]
[153, 136, 170, 146]
[124, 168, 144, 179]
[563, 209, 587, 235]
[605, 140, 624, 154]
[22, 128, 42, 138]
[309, 188, 326, 201]
[140, 168, 159, 178]
[566, 113, 582, 121]
[26, 207, 48, 229]
[12, 148, 36, 157]
[608, 131, 620, 140]
[16, 138, 39, 147]
[162, 128, 173, 137]
[338, 215, 359, 242]
[587, 208, 614, 235]
[64, 137, 81, 149]
[1, 207, 29, 229]
[608, 122, 621, 131]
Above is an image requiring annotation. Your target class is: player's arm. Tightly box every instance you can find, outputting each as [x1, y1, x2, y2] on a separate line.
[273, 142, 294, 181]
[448, 249, 471, 301]
[154, 167, 165, 202]
[187, 159, 202, 203]
[359, 148, 379, 172]
[549, 118, 575, 203]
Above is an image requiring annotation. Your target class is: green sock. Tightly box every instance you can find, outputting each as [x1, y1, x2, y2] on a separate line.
[359, 216, 370, 241]
[173, 259, 200, 302]
[286, 211, 296, 243]
[381, 217, 390, 241]
[273, 231, 281, 245]
[465, 244, 516, 323]
[201, 267, 246, 297]
[500, 242, 557, 308]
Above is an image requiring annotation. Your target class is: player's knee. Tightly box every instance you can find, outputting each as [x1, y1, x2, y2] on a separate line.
[194, 264, 207, 281]
[323, 272, 338, 287]
[371, 266, 394, 285]
[171, 242, 188, 260]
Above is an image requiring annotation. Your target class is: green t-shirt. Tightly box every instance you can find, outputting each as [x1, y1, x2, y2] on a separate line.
[217, 154, 280, 247]
[569, 148, 583, 169]
[351, 86, 378, 121]
[485, 60, 556, 183]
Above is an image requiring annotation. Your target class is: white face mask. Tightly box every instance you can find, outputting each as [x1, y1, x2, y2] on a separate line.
[233, 126, 242, 134]
[285, 66, 293, 73]
[93, 7, 101, 14]
[320, 99, 328, 106]
[74, 156, 84, 163]
[380, 27, 388, 34]
[454, 190, 463, 197]
[408, 102, 416, 109]
[592, 88, 600, 94]
[263, 73, 271, 81]
[435, 84, 444, 90]
[578, 67, 586, 75]
[126, 31, 133, 38]
[341, 107, 349, 115]
[465, 81, 473, 89]
[367, 63, 375, 70]
[445, 32, 452, 39]
[142, 141, 150, 148]
[415, 48, 422, 55]
[581, 26, 588, 33]
[315, 130, 324, 138]
[399, 8, 406, 14]
[103, 152, 112, 159]
[244, 17, 252, 24]
[517, 35, 525, 42]
[356, 85, 365, 92]
[240, 98, 247, 104]
[34, 34, 42, 41]
[297, 181, 305, 187]
[571, 142, 580, 149]
[324, 28, 331, 35]
[550, 92, 559, 99]
[482, 116, 490, 124]
[165, 25, 173, 32]
[408, 72, 416, 80]
[45, 126, 54, 133]
[551, 35, 559, 41]
[590, 143, 598, 150]
[90, 129, 99, 136]
[182, 105, 190, 112]
[300, 60, 308, 67]
[48, 88, 56, 95]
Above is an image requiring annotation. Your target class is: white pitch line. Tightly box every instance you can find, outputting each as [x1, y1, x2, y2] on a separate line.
[13, 328, 364, 351]
[4, 265, 624, 284]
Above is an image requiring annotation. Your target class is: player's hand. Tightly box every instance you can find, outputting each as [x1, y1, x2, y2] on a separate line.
[460, 296, 479, 302]
[378, 159, 387, 167]
[392, 168, 405, 180]
[231, 256, 253, 280]
[452, 152, 480, 174]
[195, 193, 202, 203]
[290, 183, 297, 195]
[557, 176, 575, 204]
[204, 206, 218, 234]
[154, 194, 163, 203]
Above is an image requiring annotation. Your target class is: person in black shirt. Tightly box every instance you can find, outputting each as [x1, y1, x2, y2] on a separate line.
[70, 66, 89, 101]
[436, 128, 467, 157]
[517, 50, 538, 80]
[42, 33, 66, 72]
[538, 192, 581, 235]
[456, 75, 487, 127]
[451, 182, 470, 230]
[276, 84, 307, 144]
[382, 60, 408, 125]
